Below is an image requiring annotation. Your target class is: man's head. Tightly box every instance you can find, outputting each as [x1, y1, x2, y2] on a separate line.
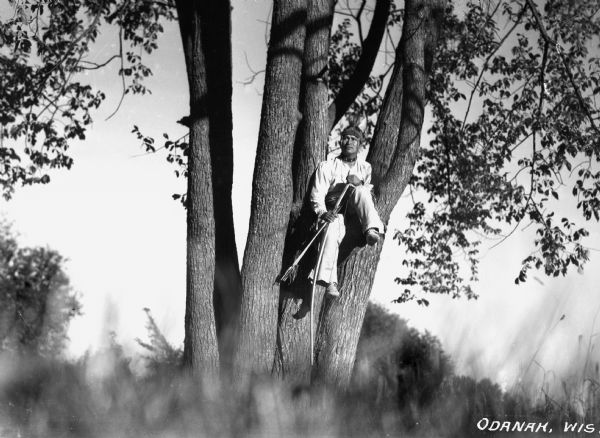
[340, 126, 363, 159]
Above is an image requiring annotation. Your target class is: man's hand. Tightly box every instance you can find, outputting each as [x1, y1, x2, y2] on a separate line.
[320, 211, 337, 223]
[346, 174, 363, 186]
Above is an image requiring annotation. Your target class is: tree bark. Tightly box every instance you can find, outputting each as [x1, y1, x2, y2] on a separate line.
[176, 0, 220, 374]
[236, 0, 308, 377]
[291, 0, 335, 221]
[366, 49, 404, 190]
[313, 0, 445, 387]
[275, 0, 335, 383]
[328, 0, 391, 129]
[200, 0, 242, 371]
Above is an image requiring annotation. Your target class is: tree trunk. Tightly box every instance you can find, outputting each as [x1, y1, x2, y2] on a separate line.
[275, 0, 335, 383]
[176, 0, 220, 374]
[313, 0, 445, 387]
[236, 0, 308, 376]
[291, 0, 335, 221]
[200, 0, 242, 371]
[366, 49, 404, 190]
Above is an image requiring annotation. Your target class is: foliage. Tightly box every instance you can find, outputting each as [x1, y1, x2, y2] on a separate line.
[353, 303, 452, 408]
[323, 1, 595, 304]
[0, 221, 81, 356]
[325, 1, 600, 302]
[135, 307, 182, 374]
[0, 0, 176, 199]
[394, 0, 600, 301]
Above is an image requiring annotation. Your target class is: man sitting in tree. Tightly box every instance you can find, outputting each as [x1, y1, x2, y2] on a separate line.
[310, 125, 384, 297]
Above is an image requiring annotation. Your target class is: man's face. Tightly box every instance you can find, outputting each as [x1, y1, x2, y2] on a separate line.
[340, 134, 360, 156]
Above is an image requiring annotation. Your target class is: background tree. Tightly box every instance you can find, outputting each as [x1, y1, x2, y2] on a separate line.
[0, 222, 81, 356]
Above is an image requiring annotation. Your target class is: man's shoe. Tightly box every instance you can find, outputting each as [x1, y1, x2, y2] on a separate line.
[365, 228, 380, 246]
[293, 300, 310, 320]
[326, 282, 340, 297]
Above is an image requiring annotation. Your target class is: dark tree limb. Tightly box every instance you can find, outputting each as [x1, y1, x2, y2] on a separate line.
[328, 0, 391, 129]
[354, 0, 367, 44]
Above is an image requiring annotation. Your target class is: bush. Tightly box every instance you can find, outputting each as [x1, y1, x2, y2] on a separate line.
[0, 222, 82, 357]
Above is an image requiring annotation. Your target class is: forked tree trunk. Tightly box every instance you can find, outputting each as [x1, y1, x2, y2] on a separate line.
[176, 0, 220, 374]
[235, 0, 308, 376]
[176, 0, 240, 371]
[275, 0, 406, 383]
[313, 0, 445, 387]
[176, 0, 443, 384]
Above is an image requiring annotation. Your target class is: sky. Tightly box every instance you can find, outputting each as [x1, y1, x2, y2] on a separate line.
[1, 0, 600, 397]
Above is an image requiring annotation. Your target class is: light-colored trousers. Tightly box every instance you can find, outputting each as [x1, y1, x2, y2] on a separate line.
[314, 185, 384, 284]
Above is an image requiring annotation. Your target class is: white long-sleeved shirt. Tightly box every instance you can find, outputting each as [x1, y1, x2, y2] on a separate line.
[310, 156, 373, 216]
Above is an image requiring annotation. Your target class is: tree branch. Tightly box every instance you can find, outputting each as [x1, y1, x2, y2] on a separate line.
[355, 0, 367, 44]
[35, 13, 102, 93]
[105, 28, 126, 121]
[524, 0, 600, 139]
[78, 54, 120, 70]
[238, 52, 265, 86]
[492, 44, 550, 251]
[460, 6, 525, 132]
[328, 0, 390, 128]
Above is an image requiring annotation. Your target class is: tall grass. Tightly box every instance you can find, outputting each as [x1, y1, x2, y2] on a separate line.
[0, 348, 394, 438]
[1, 304, 599, 437]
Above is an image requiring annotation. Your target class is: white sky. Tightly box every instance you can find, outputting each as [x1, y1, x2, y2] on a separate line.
[1, 0, 599, 396]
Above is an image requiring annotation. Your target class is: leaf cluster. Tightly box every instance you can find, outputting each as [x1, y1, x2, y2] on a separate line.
[131, 124, 189, 206]
[0, 0, 176, 199]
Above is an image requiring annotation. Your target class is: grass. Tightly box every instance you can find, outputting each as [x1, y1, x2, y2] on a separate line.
[1, 304, 599, 437]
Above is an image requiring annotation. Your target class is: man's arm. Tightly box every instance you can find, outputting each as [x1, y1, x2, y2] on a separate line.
[346, 174, 363, 186]
[310, 161, 334, 220]
[347, 161, 371, 186]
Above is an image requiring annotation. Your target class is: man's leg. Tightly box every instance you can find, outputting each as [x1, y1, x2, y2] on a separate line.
[348, 186, 384, 233]
[316, 215, 345, 285]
